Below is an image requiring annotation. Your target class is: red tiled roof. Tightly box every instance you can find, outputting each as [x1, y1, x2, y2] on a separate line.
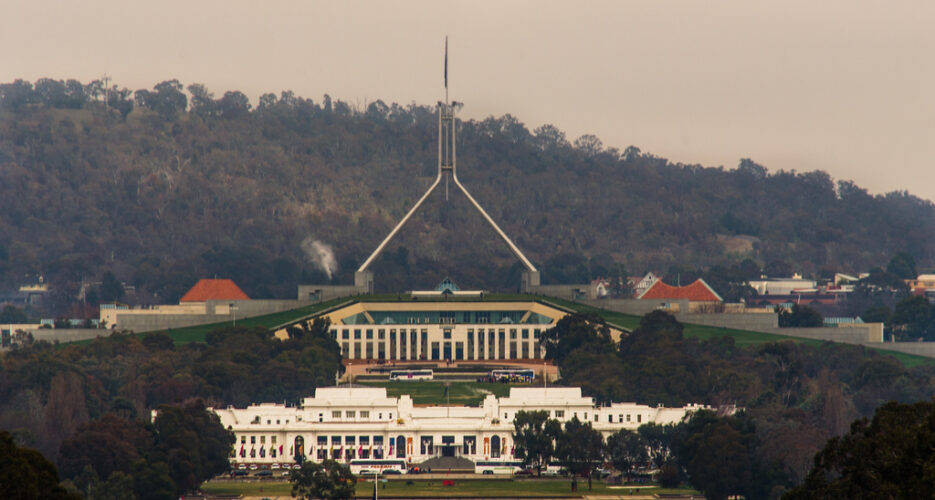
[179, 279, 249, 303]
[637, 279, 723, 302]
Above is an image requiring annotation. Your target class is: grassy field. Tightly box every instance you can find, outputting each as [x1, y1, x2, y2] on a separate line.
[360, 381, 514, 406]
[200, 477, 698, 498]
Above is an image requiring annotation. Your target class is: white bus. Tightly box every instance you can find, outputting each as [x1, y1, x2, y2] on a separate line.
[389, 369, 434, 381]
[349, 459, 407, 474]
[475, 460, 525, 474]
[490, 368, 535, 382]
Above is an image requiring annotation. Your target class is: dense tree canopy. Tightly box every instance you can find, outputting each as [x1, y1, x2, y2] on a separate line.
[1, 77, 934, 314]
[785, 400, 935, 499]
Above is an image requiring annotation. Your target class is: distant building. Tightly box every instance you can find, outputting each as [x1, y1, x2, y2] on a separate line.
[211, 386, 710, 471]
[748, 275, 817, 296]
[180, 279, 249, 302]
[637, 278, 723, 303]
[628, 272, 660, 298]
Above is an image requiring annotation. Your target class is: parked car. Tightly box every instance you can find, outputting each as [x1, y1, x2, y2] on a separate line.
[514, 469, 534, 477]
[249, 464, 258, 470]
[255, 470, 273, 477]
[237, 464, 247, 470]
[271, 463, 280, 470]
[231, 470, 248, 477]
[292, 464, 302, 470]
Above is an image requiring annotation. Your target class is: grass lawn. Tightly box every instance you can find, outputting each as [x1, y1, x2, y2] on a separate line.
[153, 297, 352, 344]
[360, 381, 514, 406]
[200, 477, 698, 498]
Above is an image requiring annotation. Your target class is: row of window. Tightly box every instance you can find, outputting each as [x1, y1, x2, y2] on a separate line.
[333, 328, 541, 341]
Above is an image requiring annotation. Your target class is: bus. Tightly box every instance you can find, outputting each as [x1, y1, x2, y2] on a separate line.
[475, 460, 525, 474]
[489, 368, 535, 382]
[389, 369, 434, 381]
[349, 459, 407, 474]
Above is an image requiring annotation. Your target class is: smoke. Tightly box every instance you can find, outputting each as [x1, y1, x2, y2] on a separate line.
[301, 238, 338, 280]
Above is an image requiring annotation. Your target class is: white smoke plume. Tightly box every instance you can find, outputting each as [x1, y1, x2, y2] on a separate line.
[301, 238, 338, 280]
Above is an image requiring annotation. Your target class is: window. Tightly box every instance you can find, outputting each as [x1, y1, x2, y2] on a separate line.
[276, 419, 280, 424]
[608, 415, 613, 423]
[346, 436, 356, 445]
[420, 436, 434, 455]
[332, 411, 341, 419]
[534, 329, 540, 339]
[443, 330, 451, 339]
[360, 411, 369, 418]
[584, 413, 588, 420]
[354, 329, 361, 339]
[510, 329, 517, 339]
[637, 414, 642, 423]
[346, 411, 356, 418]
[521, 329, 529, 339]
[594, 414, 599, 422]
[366, 329, 373, 339]
[250, 436, 256, 444]
[342, 329, 349, 339]
[619, 414, 623, 423]
[271, 436, 277, 444]
[318, 436, 327, 446]
[396, 435, 406, 458]
[378, 329, 385, 339]
[378, 413, 382, 419]
[491, 435, 501, 458]
[267, 420, 271, 425]
[626, 414, 631, 422]
[555, 410, 565, 418]
[504, 413, 508, 420]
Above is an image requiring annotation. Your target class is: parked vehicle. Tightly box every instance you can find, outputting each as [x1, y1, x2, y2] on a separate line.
[255, 470, 273, 477]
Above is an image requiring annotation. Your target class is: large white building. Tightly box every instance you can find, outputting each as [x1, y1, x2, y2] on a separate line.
[212, 386, 707, 471]
[276, 299, 624, 362]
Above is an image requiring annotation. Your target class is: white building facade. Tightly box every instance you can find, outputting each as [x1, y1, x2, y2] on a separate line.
[212, 386, 707, 469]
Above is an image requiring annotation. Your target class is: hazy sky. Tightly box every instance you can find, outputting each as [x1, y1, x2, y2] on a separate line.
[5, 1, 935, 201]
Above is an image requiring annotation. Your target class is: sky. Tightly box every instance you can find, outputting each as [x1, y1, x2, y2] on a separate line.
[4, 0, 935, 201]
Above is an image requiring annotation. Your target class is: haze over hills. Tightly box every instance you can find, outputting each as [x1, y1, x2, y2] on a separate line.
[1, 79, 934, 308]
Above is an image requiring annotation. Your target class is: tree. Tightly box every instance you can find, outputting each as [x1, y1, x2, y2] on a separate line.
[606, 429, 647, 480]
[0, 305, 27, 323]
[785, 400, 935, 499]
[136, 80, 187, 119]
[573, 134, 603, 156]
[777, 304, 823, 327]
[217, 90, 251, 119]
[290, 459, 355, 500]
[150, 400, 234, 494]
[674, 412, 755, 500]
[555, 417, 604, 491]
[512, 410, 562, 476]
[888, 295, 935, 340]
[540, 313, 612, 366]
[886, 252, 917, 280]
[0, 431, 82, 500]
[98, 272, 124, 303]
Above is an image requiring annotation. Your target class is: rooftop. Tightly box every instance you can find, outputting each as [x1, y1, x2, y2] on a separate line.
[179, 279, 249, 303]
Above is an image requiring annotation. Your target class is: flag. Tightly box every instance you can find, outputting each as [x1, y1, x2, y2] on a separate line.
[280, 444, 283, 455]
[444, 36, 448, 89]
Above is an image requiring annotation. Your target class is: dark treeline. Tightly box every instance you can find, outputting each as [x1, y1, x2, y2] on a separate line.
[539, 312, 935, 498]
[0, 319, 341, 497]
[2, 78, 935, 314]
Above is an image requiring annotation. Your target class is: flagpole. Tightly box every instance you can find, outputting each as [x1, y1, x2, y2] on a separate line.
[444, 36, 448, 105]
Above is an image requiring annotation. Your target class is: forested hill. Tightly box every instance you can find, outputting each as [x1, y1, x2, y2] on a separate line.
[1, 78, 934, 307]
